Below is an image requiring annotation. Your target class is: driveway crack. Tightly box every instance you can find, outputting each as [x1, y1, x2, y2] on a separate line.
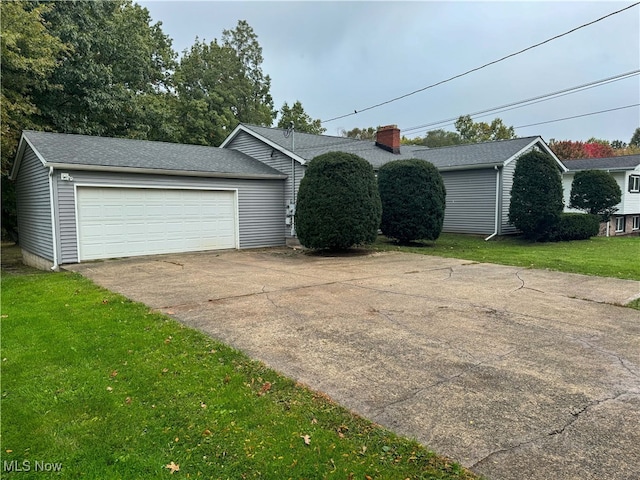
[470, 391, 640, 470]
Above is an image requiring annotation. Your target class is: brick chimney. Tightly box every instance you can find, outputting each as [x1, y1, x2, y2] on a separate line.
[375, 125, 401, 154]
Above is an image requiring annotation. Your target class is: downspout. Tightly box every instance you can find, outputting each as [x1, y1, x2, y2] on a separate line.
[48, 166, 60, 271]
[484, 166, 501, 241]
[290, 126, 296, 236]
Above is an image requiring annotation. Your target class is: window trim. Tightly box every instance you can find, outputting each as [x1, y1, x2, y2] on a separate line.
[633, 216, 640, 231]
[615, 216, 625, 233]
[629, 175, 640, 193]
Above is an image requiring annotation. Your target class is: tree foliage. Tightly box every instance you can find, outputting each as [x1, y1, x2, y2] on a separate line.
[378, 159, 446, 243]
[630, 128, 640, 147]
[569, 170, 621, 221]
[222, 20, 275, 126]
[454, 115, 516, 143]
[549, 139, 615, 160]
[342, 127, 378, 140]
[295, 152, 381, 249]
[508, 150, 564, 241]
[276, 101, 325, 134]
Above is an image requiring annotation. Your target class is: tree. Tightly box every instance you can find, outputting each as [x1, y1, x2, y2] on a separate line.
[549, 139, 615, 160]
[174, 38, 247, 146]
[276, 101, 325, 134]
[222, 20, 275, 126]
[569, 170, 621, 221]
[630, 127, 640, 147]
[508, 150, 564, 241]
[422, 129, 464, 148]
[33, 0, 176, 138]
[1, 1, 68, 239]
[378, 159, 446, 243]
[342, 127, 378, 140]
[295, 152, 381, 249]
[454, 115, 516, 143]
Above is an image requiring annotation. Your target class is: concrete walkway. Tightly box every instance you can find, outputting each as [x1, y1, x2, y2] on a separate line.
[67, 249, 640, 480]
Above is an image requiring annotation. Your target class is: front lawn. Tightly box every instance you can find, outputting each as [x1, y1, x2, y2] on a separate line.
[374, 234, 640, 281]
[1, 271, 478, 479]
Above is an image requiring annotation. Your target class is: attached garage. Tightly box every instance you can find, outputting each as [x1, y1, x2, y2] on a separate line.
[10, 131, 287, 269]
[76, 186, 238, 261]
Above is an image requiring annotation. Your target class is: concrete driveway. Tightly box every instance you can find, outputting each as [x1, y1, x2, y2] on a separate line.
[67, 248, 640, 480]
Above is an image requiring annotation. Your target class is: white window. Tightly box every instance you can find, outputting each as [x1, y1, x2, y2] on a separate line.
[630, 175, 640, 193]
[633, 216, 640, 231]
[615, 216, 625, 233]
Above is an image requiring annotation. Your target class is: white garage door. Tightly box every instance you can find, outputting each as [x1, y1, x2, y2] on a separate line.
[76, 187, 237, 261]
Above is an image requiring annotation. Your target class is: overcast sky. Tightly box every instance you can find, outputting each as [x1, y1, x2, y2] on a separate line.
[139, 1, 640, 143]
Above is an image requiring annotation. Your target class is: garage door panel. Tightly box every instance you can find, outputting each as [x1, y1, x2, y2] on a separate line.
[77, 187, 237, 261]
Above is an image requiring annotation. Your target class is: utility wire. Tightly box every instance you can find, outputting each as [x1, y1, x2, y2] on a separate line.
[514, 104, 639, 129]
[321, 2, 640, 124]
[401, 70, 640, 134]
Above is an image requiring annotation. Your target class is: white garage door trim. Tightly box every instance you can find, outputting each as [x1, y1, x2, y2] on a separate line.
[74, 184, 239, 261]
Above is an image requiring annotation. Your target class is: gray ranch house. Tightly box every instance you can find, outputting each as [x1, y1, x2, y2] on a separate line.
[11, 125, 565, 269]
[10, 131, 287, 270]
[221, 124, 566, 240]
[561, 154, 640, 236]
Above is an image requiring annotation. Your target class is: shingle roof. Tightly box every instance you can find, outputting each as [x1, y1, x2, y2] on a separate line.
[562, 154, 640, 172]
[237, 124, 543, 170]
[20, 130, 286, 178]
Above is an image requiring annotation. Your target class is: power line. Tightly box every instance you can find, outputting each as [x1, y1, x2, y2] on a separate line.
[321, 2, 640, 124]
[400, 70, 640, 134]
[514, 104, 640, 129]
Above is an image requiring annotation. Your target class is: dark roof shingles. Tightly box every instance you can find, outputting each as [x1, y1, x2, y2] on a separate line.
[23, 130, 284, 177]
[562, 155, 640, 171]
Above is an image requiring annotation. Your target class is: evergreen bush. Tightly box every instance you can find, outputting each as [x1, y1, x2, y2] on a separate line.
[378, 159, 446, 243]
[569, 169, 621, 221]
[508, 150, 564, 241]
[550, 213, 600, 241]
[295, 151, 381, 249]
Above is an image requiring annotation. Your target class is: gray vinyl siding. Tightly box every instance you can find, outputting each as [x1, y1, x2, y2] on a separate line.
[14, 145, 54, 260]
[500, 160, 518, 234]
[225, 131, 304, 236]
[441, 169, 497, 235]
[54, 170, 285, 264]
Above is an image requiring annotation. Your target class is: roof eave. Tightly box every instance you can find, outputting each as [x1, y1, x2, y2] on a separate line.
[8, 133, 48, 180]
[47, 163, 288, 180]
[221, 124, 308, 165]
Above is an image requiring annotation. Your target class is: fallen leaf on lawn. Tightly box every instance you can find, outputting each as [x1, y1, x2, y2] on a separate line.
[125, 397, 132, 404]
[1, 315, 9, 318]
[106, 386, 113, 392]
[257, 381, 271, 396]
[202, 429, 212, 436]
[165, 461, 180, 474]
[5, 449, 12, 453]
[110, 370, 118, 378]
[102, 299, 109, 304]
[365, 476, 373, 480]
[175, 437, 179, 442]
[164, 337, 172, 344]
[166, 311, 175, 315]
[301, 434, 311, 445]
[162, 368, 169, 373]
[311, 418, 318, 424]
[360, 445, 367, 455]
[223, 375, 231, 384]
[200, 402, 207, 408]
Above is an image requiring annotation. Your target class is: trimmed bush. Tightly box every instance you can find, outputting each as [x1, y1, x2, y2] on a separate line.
[295, 151, 381, 249]
[550, 213, 600, 241]
[378, 159, 446, 243]
[569, 169, 621, 221]
[509, 150, 564, 241]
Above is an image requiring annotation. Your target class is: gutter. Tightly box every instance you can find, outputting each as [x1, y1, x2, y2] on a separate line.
[485, 166, 501, 241]
[48, 166, 60, 271]
[44, 163, 287, 180]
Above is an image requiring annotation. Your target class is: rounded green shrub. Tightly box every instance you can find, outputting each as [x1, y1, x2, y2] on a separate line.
[550, 213, 600, 241]
[569, 169, 621, 221]
[508, 150, 564, 241]
[295, 151, 381, 249]
[378, 159, 446, 243]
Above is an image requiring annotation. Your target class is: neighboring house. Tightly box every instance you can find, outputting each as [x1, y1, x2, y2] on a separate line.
[221, 124, 566, 239]
[561, 154, 640, 236]
[9, 131, 287, 270]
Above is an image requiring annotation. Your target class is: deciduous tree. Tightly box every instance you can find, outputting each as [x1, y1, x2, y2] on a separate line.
[454, 115, 516, 143]
[569, 170, 621, 221]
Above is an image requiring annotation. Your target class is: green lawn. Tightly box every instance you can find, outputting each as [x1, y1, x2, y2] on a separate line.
[1, 270, 478, 479]
[374, 234, 640, 281]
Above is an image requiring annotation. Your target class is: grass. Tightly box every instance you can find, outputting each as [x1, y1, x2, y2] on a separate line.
[0, 269, 478, 479]
[374, 233, 640, 281]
